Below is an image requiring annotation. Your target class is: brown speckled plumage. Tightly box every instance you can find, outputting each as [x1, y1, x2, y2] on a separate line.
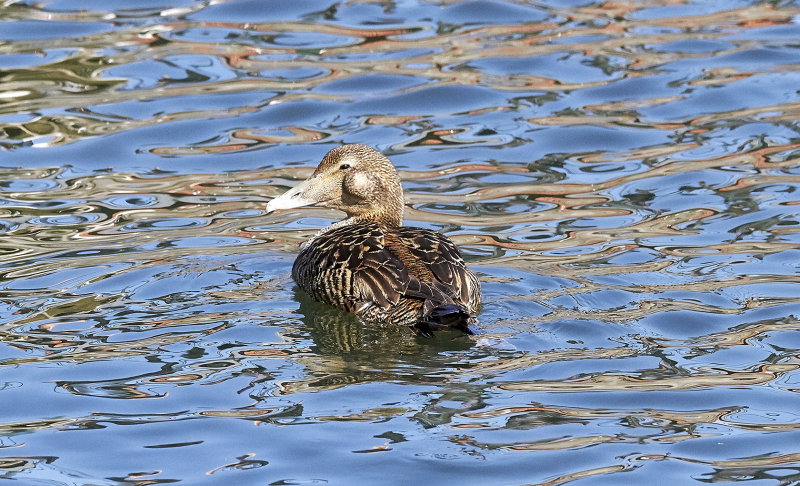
[266, 144, 481, 335]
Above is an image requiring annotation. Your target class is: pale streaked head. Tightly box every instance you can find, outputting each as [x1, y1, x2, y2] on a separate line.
[265, 144, 404, 226]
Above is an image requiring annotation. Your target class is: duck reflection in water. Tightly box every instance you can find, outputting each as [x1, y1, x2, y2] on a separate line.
[294, 288, 476, 361]
[279, 288, 476, 393]
[267, 144, 481, 337]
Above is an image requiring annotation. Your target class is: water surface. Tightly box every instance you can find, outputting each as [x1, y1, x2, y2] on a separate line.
[2, 1, 800, 485]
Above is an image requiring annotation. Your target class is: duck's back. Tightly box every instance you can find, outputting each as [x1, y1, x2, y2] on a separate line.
[291, 221, 480, 327]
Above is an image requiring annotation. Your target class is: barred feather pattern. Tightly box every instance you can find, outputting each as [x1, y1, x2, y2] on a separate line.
[291, 221, 481, 327]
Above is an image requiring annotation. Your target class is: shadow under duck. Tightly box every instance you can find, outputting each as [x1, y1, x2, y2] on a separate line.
[266, 144, 481, 336]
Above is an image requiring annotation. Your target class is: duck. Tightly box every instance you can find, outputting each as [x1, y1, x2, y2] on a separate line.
[265, 144, 481, 336]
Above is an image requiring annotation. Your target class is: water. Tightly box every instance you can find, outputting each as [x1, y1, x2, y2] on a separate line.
[2, 0, 800, 484]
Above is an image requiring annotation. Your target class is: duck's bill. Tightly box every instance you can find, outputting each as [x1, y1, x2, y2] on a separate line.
[265, 178, 321, 213]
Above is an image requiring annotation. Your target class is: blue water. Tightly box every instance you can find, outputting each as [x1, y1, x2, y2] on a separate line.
[2, 1, 800, 485]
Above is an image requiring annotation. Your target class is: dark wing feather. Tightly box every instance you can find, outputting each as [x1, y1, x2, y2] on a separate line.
[293, 222, 411, 313]
[353, 246, 407, 308]
[397, 226, 481, 313]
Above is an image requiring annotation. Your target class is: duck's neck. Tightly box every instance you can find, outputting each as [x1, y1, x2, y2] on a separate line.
[302, 212, 402, 250]
[352, 210, 402, 227]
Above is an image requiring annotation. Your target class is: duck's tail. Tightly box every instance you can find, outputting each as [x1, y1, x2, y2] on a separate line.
[413, 304, 476, 337]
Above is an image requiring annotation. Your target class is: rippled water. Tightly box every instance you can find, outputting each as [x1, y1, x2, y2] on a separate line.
[2, 1, 800, 484]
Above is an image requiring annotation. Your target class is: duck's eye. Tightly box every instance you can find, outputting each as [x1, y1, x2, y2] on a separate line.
[339, 163, 351, 170]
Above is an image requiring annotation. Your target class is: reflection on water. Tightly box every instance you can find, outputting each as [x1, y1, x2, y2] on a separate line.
[2, 1, 800, 484]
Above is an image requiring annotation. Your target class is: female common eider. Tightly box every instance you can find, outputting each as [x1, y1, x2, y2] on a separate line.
[266, 144, 481, 336]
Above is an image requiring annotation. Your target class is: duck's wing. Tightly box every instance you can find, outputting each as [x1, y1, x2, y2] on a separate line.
[293, 223, 412, 312]
[397, 227, 481, 312]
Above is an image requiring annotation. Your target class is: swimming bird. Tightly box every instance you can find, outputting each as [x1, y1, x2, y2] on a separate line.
[266, 144, 481, 336]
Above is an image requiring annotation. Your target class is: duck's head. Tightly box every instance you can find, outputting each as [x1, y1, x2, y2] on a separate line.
[266, 144, 404, 226]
